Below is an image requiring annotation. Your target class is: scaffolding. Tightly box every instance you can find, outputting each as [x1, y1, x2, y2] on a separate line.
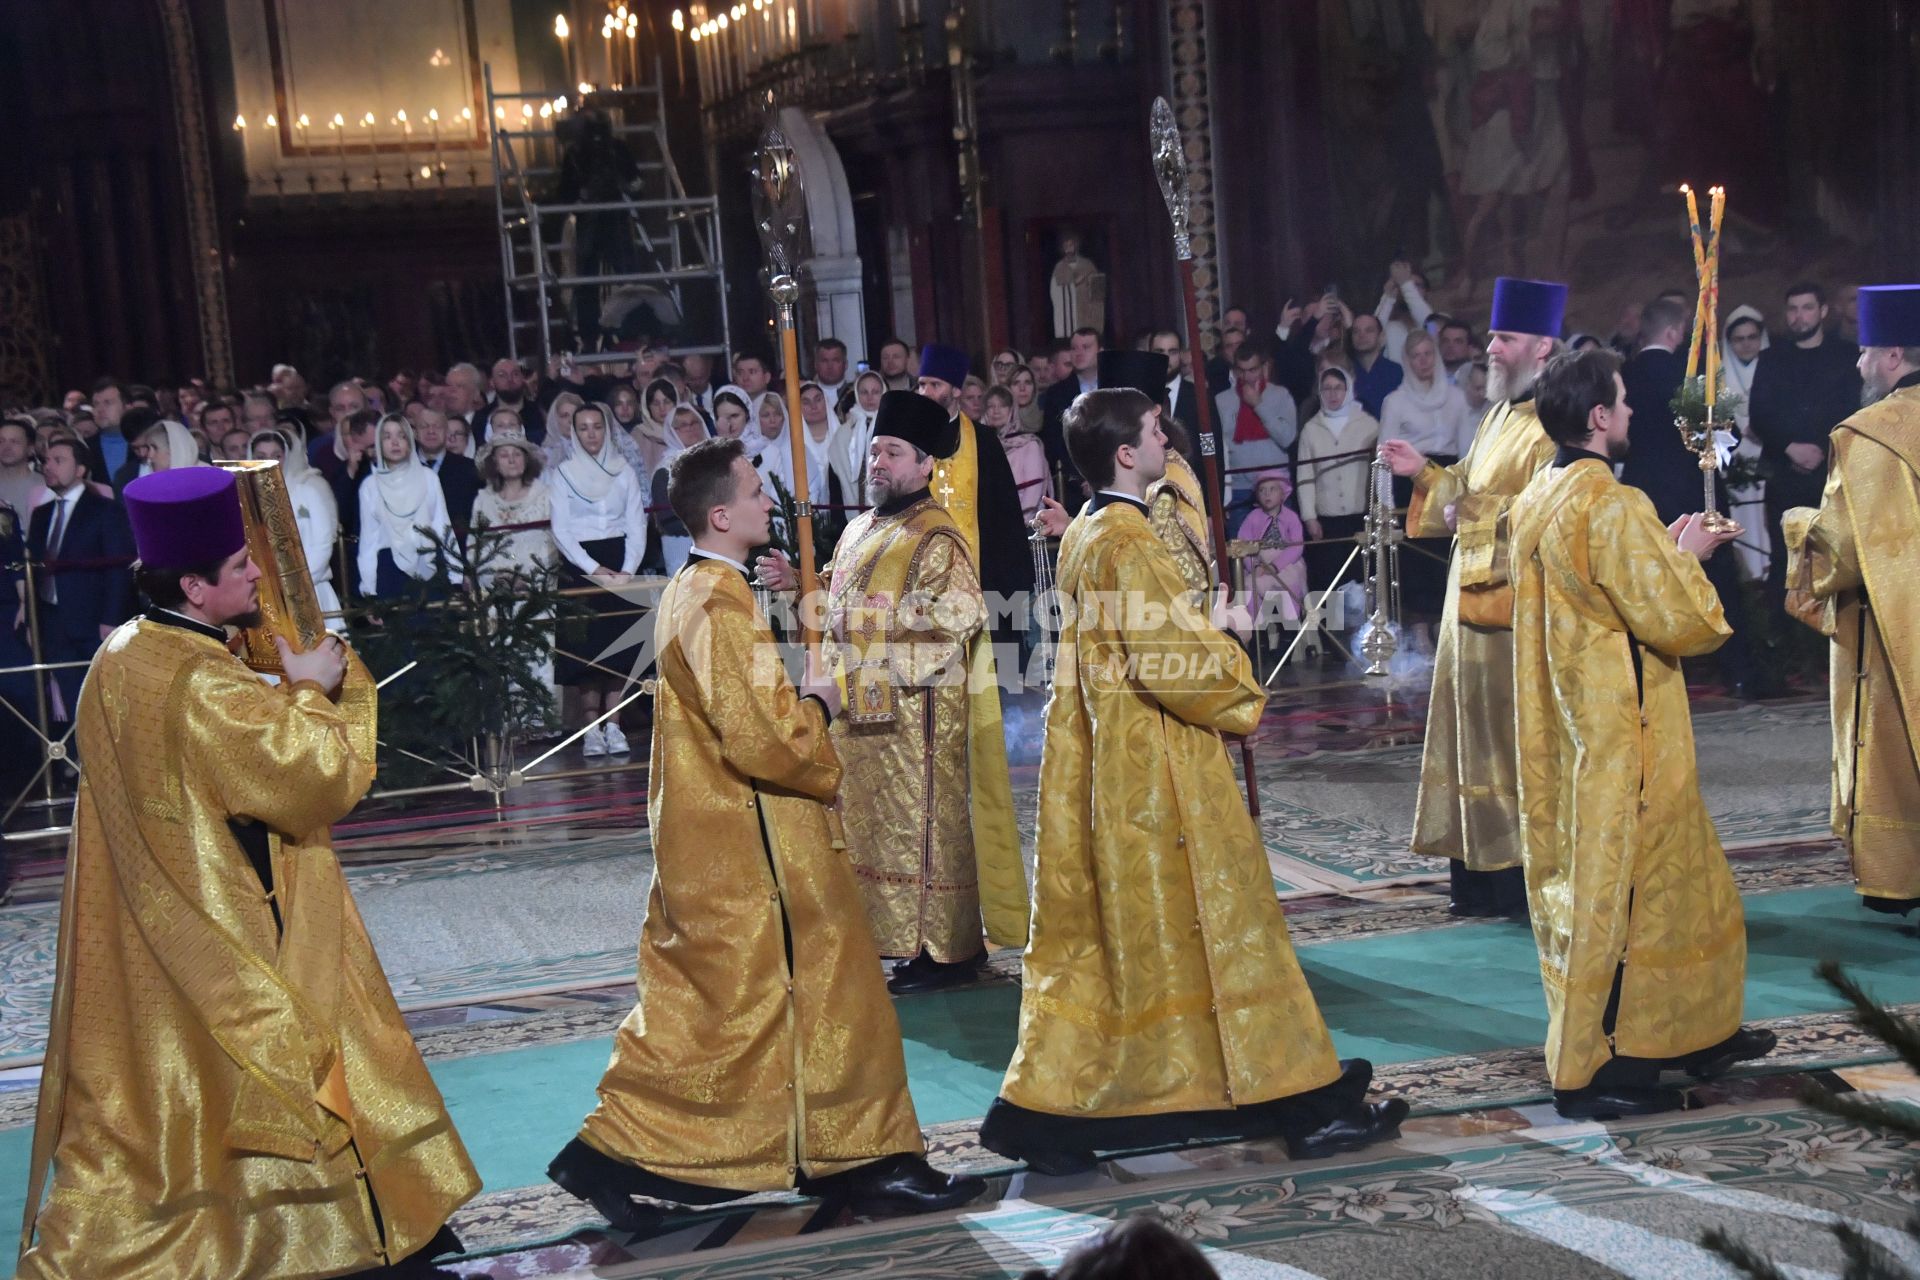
[487, 60, 730, 369]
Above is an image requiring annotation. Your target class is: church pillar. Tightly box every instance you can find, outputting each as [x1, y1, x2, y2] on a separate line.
[1163, 0, 1223, 355]
[777, 106, 867, 366]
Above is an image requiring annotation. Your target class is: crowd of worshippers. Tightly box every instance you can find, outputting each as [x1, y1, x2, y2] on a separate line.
[0, 268, 1872, 771]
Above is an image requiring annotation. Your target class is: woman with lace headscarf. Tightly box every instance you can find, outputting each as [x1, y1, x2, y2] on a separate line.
[134, 420, 206, 474]
[548, 400, 648, 757]
[632, 377, 677, 476]
[648, 403, 712, 574]
[356, 413, 456, 600]
[249, 425, 344, 632]
[1720, 303, 1771, 580]
[839, 369, 886, 491]
[545, 391, 584, 461]
[1378, 329, 1472, 615]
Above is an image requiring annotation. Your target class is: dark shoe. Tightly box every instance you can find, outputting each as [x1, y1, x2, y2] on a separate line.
[547, 1157, 666, 1235]
[1285, 1098, 1409, 1160]
[887, 950, 987, 995]
[1677, 1027, 1778, 1081]
[837, 1154, 988, 1216]
[1552, 1084, 1686, 1121]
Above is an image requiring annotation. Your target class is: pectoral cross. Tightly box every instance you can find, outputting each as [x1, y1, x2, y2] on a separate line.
[935, 466, 957, 509]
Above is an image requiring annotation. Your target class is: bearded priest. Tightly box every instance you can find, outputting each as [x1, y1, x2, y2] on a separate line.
[1380, 277, 1565, 919]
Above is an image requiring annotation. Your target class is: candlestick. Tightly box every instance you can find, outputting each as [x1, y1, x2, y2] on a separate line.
[395, 110, 414, 188]
[428, 107, 444, 186]
[1705, 187, 1725, 412]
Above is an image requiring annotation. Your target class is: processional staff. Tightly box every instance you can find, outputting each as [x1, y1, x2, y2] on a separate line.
[1150, 96, 1259, 818]
[750, 107, 820, 648]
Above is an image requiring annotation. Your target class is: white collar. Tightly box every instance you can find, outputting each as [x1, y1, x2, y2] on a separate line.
[688, 546, 751, 575]
[1097, 487, 1148, 506]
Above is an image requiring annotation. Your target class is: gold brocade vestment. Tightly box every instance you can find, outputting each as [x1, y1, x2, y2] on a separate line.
[1406, 395, 1556, 870]
[1782, 383, 1920, 904]
[1148, 453, 1216, 595]
[1000, 501, 1341, 1117]
[825, 497, 1021, 960]
[1508, 461, 1745, 1091]
[17, 620, 478, 1280]
[577, 560, 923, 1189]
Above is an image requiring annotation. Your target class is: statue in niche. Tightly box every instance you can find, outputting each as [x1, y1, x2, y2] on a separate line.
[1049, 231, 1107, 339]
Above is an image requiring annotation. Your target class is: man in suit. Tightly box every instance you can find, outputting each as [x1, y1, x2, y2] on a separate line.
[1748, 282, 1863, 622]
[22, 437, 132, 722]
[1039, 327, 1102, 498]
[1618, 296, 1758, 695]
[1147, 328, 1213, 476]
[443, 362, 489, 444]
[414, 405, 482, 533]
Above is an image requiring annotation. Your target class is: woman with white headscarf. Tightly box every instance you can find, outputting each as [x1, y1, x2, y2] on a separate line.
[649, 403, 712, 574]
[1720, 303, 1771, 581]
[710, 383, 766, 456]
[549, 400, 648, 757]
[1296, 364, 1380, 592]
[135, 420, 205, 473]
[1378, 329, 1471, 616]
[249, 425, 344, 632]
[837, 369, 887, 496]
[357, 413, 456, 600]
[545, 391, 585, 462]
[750, 389, 797, 509]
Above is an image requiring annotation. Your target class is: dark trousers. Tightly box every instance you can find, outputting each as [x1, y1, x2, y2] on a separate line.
[1305, 513, 1367, 595]
[1703, 545, 1754, 690]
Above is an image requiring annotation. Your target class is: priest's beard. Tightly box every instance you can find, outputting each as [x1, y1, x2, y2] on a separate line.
[223, 608, 264, 630]
[866, 472, 921, 508]
[1607, 435, 1630, 461]
[1486, 358, 1539, 404]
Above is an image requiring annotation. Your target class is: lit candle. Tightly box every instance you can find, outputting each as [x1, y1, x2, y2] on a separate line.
[672, 9, 686, 83]
[360, 111, 379, 189]
[428, 107, 444, 184]
[297, 113, 315, 191]
[395, 109, 413, 187]
[1705, 186, 1726, 413]
[1680, 184, 1706, 379]
[330, 112, 349, 190]
[555, 13, 572, 84]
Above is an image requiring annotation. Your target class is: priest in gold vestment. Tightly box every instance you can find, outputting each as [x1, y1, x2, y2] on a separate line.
[1381, 277, 1563, 918]
[1509, 348, 1775, 1121]
[1782, 285, 1920, 922]
[548, 439, 983, 1231]
[17, 468, 477, 1280]
[979, 388, 1406, 1174]
[770, 390, 1024, 994]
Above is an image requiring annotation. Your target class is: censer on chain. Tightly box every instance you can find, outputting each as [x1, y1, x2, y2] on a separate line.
[1359, 452, 1402, 677]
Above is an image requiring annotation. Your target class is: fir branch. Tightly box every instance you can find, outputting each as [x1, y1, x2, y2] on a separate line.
[1700, 1227, 1794, 1280]
[1830, 1220, 1910, 1280]
[1796, 1082, 1920, 1144]
[1819, 960, 1920, 1076]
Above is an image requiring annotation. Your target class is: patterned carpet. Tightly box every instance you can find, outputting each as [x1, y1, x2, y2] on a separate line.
[569, 1087, 1920, 1280]
[0, 703, 1837, 1066]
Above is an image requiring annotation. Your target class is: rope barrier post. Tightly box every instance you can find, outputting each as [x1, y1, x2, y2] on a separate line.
[16, 556, 64, 816]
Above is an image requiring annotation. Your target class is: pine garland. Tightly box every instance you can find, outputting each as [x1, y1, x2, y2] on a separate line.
[1705, 962, 1920, 1279]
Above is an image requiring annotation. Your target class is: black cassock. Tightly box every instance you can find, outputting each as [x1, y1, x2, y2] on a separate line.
[948, 414, 1034, 652]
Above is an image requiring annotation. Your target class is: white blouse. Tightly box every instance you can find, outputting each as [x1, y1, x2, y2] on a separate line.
[547, 465, 648, 575]
[356, 473, 456, 595]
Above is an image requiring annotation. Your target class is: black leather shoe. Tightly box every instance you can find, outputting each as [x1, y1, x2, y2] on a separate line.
[1552, 1084, 1686, 1121]
[547, 1160, 666, 1235]
[886, 950, 987, 995]
[839, 1154, 988, 1216]
[1678, 1027, 1778, 1081]
[1286, 1098, 1409, 1160]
